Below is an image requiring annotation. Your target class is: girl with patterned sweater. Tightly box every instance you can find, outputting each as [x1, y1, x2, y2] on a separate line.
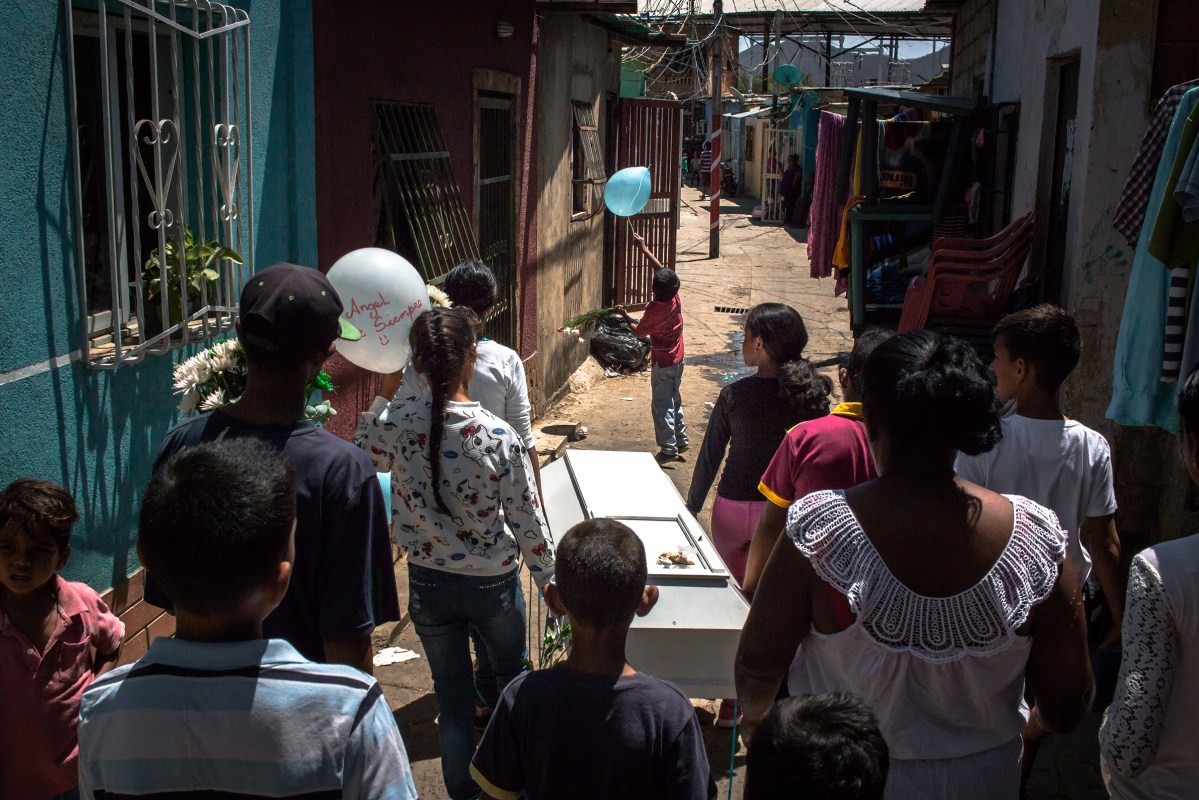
[356, 307, 554, 800]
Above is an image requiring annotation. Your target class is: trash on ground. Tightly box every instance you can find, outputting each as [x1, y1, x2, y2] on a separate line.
[590, 315, 651, 373]
[620, 396, 635, 401]
[373, 647, 421, 667]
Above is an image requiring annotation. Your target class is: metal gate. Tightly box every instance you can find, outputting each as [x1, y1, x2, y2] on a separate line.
[476, 93, 518, 347]
[612, 98, 682, 308]
[762, 127, 802, 224]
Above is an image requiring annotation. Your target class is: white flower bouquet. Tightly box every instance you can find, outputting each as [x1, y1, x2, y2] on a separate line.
[172, 285, 448, 425]
[172, 339, 337, 426]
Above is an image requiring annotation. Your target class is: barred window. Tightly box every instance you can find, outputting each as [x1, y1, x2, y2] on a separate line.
[373, 101, 480, 284]
[571, 101, 606, 221]
[66, 0, 254, 369]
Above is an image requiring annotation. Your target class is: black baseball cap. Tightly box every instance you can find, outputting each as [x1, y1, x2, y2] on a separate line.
[238, 263, 361, 356]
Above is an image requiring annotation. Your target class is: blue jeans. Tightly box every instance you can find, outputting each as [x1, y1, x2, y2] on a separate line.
[651, 361, 688, 454]
[408, 564, 527, 800]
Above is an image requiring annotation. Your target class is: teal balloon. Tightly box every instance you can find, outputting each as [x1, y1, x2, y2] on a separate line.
[605, 166, 652, 217]
[773, 64, 802, 86]
[377, 472, 392, 518]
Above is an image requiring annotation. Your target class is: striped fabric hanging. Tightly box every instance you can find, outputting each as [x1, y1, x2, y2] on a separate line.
[1163, 266, 1189, 383]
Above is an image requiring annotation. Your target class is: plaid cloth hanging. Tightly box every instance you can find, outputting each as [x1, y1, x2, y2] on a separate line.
[1114, 80, 1199, 249]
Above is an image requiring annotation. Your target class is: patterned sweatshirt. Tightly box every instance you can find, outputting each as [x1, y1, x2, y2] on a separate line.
[356, 394, 554, 587]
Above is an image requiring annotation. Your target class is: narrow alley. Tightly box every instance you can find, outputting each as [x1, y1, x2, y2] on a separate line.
[373, 187, 1103, 799]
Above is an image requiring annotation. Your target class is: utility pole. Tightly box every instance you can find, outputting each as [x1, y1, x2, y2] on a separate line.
[770, 11, 781, 121]
[709, 0, 722, 259]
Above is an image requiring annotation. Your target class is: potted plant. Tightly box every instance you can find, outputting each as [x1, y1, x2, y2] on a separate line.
[143, 225, 243, 333]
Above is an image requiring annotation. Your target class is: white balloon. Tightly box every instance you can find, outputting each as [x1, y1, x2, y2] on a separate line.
[327, 248, 429, 373]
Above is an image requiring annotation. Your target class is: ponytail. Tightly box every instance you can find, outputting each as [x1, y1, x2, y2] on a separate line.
[778, 358, 833, 421]
[409, 307, 479, 514]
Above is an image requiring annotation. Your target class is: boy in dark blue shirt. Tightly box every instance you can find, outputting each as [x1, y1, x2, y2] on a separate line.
[471, 519, 714, 800]
[144, 263, 399, 672]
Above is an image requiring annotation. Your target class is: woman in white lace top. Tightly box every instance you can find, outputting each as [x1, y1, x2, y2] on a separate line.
[1099, 368, 1199, 799]
[735, 331, 1094, 799]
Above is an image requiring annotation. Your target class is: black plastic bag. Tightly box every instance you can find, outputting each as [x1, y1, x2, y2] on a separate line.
[590, 315, 650, 373]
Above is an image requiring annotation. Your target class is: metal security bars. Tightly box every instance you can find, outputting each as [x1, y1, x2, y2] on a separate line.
[65, 0, 254, 369]
[571, 101, 607, 220]
[373, 101, 480, 285]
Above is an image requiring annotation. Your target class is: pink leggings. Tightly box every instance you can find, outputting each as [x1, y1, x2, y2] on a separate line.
[711, 496, 766, 586]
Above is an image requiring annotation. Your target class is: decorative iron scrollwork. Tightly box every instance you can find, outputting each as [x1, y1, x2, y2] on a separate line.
[213, 123, 240, 222]
[132, 117, 180, 231]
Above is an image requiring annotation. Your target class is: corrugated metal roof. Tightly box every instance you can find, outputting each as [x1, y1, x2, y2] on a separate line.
[665, 0, 929, 14]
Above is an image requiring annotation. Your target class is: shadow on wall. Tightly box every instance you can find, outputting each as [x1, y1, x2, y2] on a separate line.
[24, 5, 179, 590]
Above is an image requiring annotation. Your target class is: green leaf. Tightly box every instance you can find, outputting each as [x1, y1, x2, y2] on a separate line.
[199, 268, 220, 281]
[214, 246, 244, 264]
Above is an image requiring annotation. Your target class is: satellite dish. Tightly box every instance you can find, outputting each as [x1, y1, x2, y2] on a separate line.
[773, 64, 803, 87]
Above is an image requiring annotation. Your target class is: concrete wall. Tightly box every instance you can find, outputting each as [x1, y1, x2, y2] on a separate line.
[0, 1, 318, 598]
[528, 14, 618, 411]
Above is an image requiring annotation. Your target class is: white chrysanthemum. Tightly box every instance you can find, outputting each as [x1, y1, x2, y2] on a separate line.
[199, 389, 226, 411]
[427, 284, 451, 308]
[177, 387, 200, 412]
[173, 353, 205, 391]
[192, 358, 213, 385]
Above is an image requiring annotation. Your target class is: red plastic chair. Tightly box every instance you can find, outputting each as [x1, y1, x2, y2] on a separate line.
[897, 214, 1035, 334]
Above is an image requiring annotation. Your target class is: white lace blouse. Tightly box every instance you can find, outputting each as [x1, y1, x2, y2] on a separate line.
[786, 490, 1066, 764]
[1100, 536, 1199, 800]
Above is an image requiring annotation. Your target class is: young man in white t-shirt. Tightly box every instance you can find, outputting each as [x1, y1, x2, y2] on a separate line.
[955, 304, 1122, 790]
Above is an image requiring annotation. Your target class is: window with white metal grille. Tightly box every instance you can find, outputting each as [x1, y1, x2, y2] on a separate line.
[571, 101, 606, 221]
[65, 0, 254, 369]
[373, 101, 480, 284]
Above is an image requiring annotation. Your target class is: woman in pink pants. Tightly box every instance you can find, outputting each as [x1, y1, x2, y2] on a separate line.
[686, 304, 830, 725]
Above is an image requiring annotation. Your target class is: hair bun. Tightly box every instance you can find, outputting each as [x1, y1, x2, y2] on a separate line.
[862, 331, 1002, 456]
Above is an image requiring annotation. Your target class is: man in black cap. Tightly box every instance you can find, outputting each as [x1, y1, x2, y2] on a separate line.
[144, 263, 400, 673]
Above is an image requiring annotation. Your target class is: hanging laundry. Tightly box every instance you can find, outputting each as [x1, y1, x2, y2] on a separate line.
[808, 111, 846, 280]
[1147, 101, 1199, 384]
[1108, 87, 1199, 432]
[1147, 103, 1199, 270]
[1175, 137, 1199, 222]
[1163, 267, 1189, 383]
[1113, 79, 1199, 249]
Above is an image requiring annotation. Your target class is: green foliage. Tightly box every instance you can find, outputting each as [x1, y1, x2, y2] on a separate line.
[144, 225, 243, 327]
[562, 306, 617, 333]
[541, 617, 572, 667]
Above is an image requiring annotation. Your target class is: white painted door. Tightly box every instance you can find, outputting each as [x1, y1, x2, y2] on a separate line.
[763, 127, 802, 224]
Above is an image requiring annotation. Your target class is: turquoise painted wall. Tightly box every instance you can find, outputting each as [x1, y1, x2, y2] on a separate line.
[0, 1, 317, 593]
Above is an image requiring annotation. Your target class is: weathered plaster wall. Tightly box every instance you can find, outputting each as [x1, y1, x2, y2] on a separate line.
[0, 1, 318, 593]
[529, 14, 618, 411]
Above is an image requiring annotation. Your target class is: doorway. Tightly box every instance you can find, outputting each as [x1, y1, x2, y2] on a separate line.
[1041, 57, 1080, 305]
[476, 91, 518, 348]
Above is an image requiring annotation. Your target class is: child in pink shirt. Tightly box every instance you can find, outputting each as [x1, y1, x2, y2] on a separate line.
[0, 479, 123, 799]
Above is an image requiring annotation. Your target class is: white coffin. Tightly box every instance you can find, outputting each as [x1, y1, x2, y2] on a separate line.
[541, 449, 749, 697]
